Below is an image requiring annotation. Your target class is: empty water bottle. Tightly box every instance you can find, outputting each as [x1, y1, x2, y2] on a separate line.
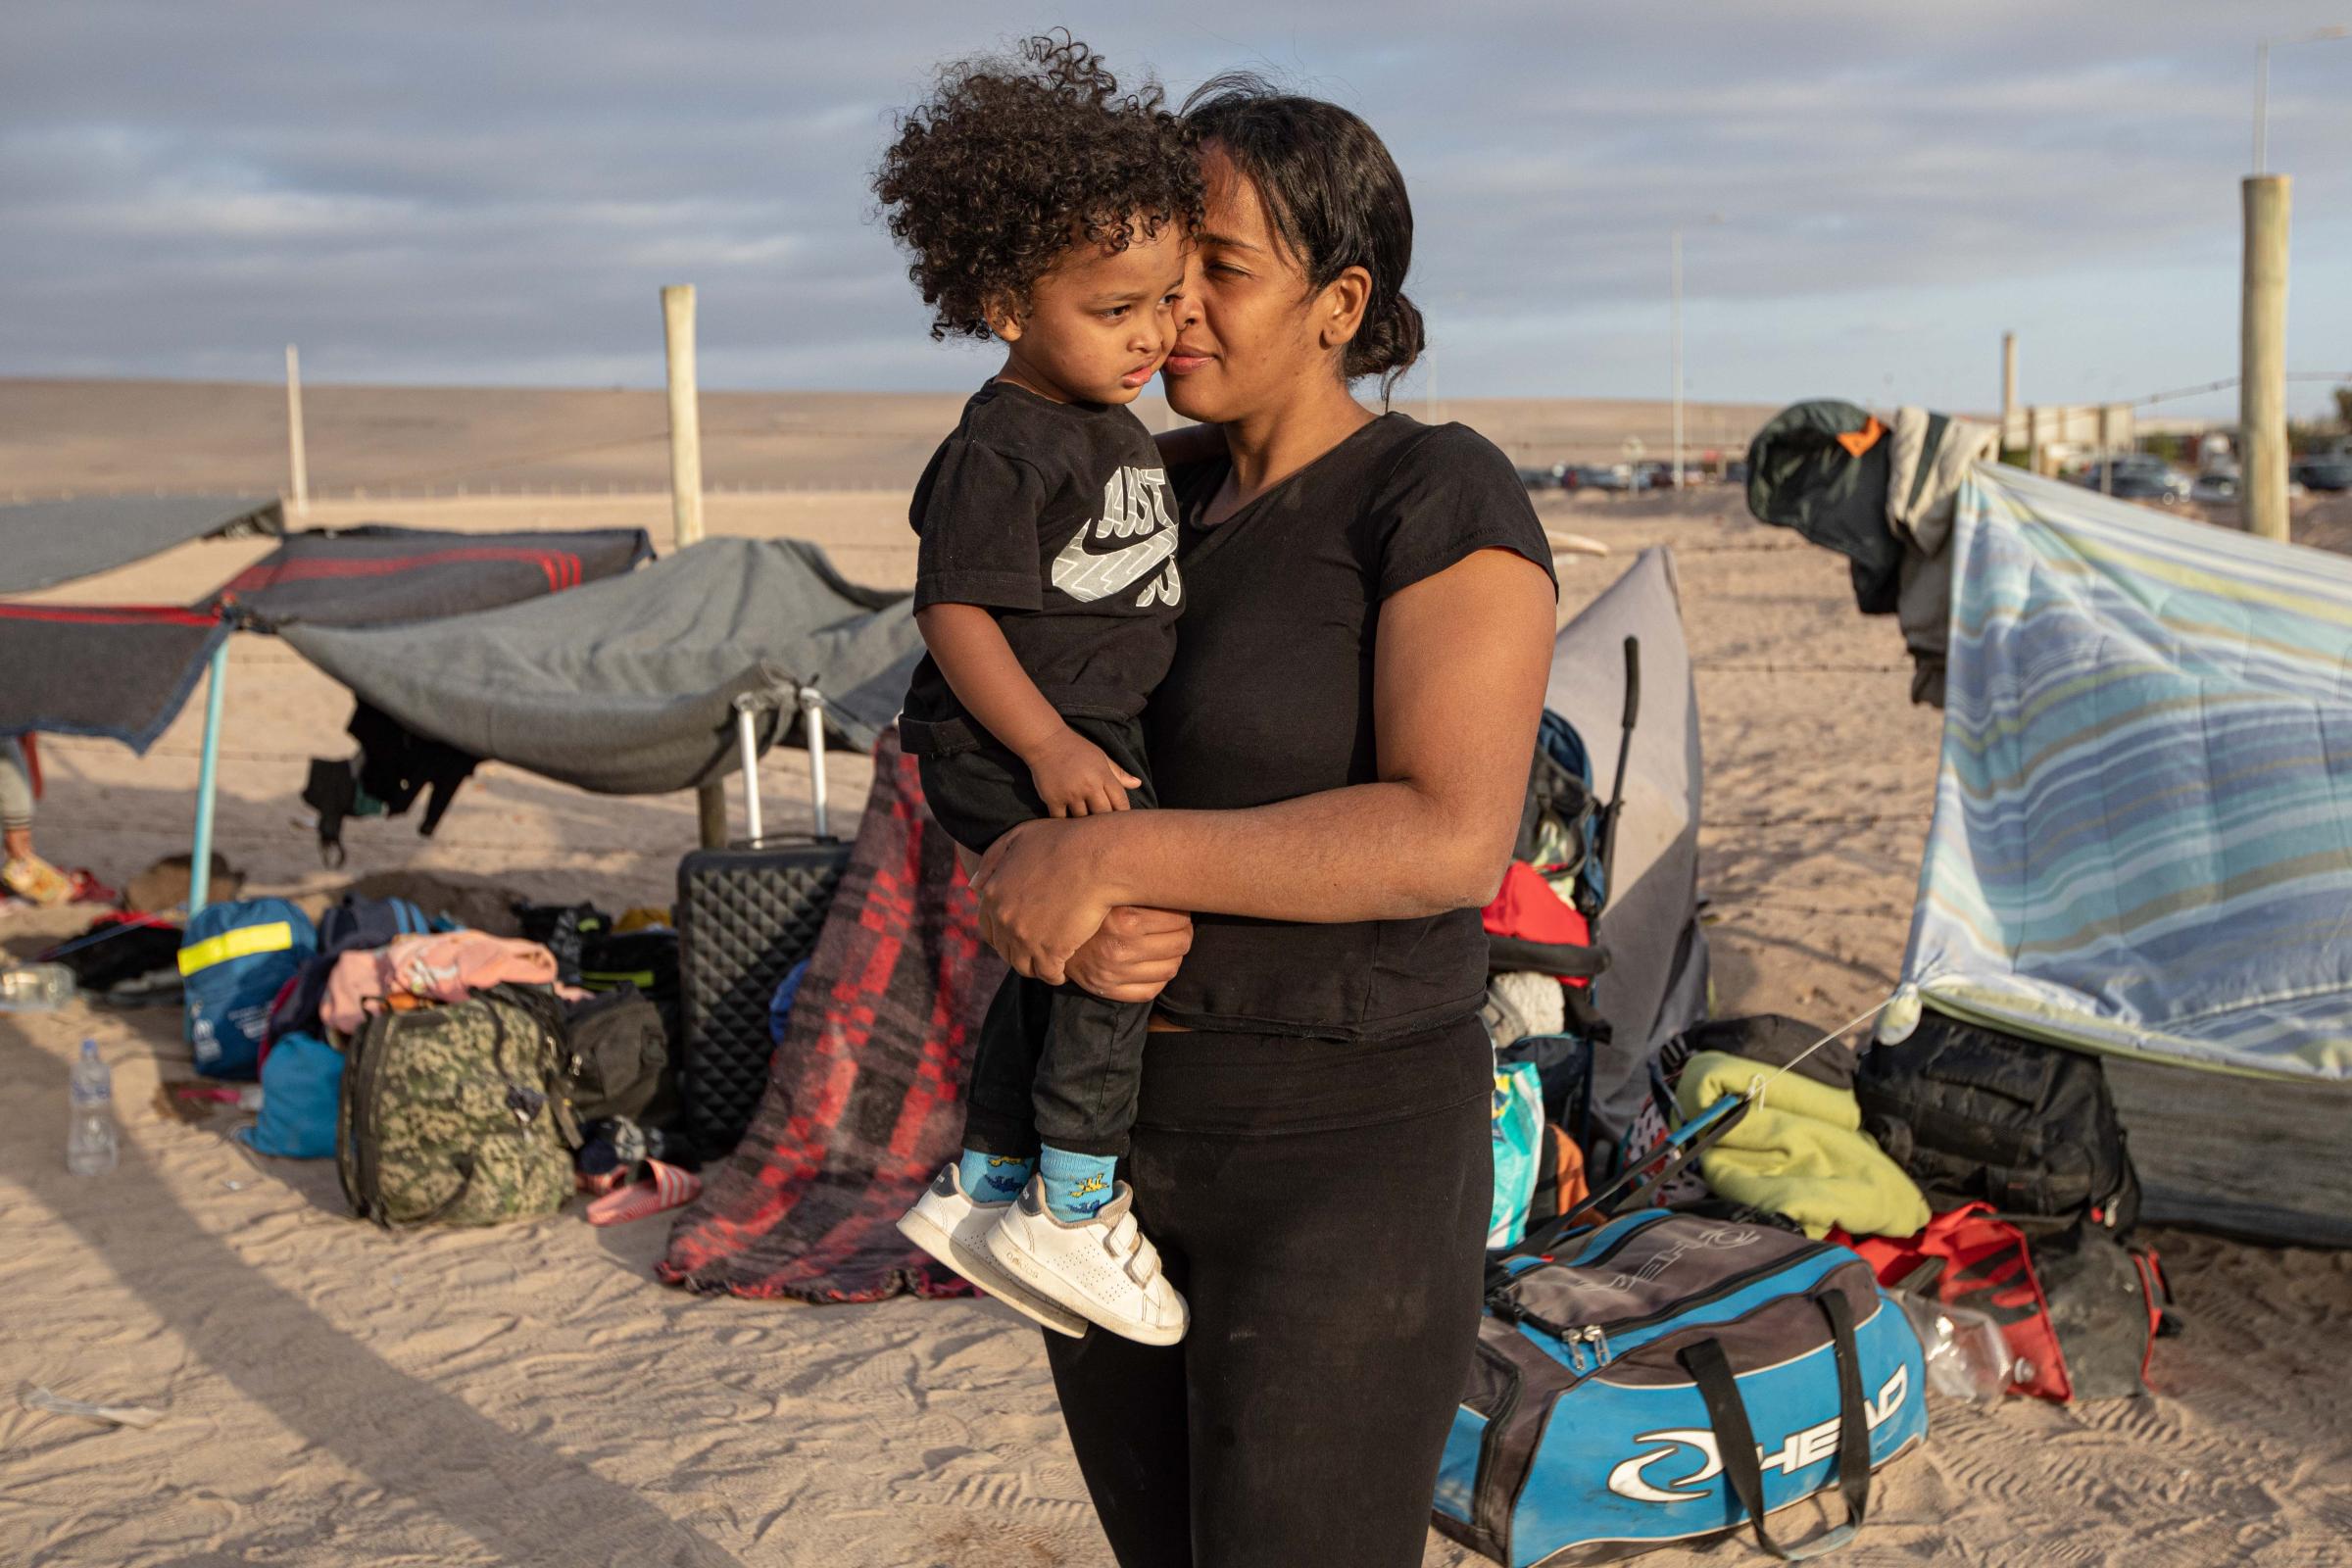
[0, 962, 74, 1011]
[68, 1039, 119, 1176]
[1892, 1289, 2016, 1400]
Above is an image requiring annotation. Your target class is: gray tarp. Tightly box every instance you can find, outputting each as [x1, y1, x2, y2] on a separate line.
[1546, 547, 1709, 1135]
[282, 538, 918, 796]
[0, 495, 281, 594]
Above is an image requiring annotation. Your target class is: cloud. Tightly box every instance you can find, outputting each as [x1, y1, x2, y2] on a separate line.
[4, 0, 2349, 417]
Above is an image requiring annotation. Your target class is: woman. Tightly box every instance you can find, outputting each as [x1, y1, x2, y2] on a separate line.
[964, 78, 1558, 1567]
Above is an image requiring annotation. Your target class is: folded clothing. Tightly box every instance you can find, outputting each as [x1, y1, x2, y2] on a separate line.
[1675, 1050, 1930, 1241]
[322, 932, 561, 1035]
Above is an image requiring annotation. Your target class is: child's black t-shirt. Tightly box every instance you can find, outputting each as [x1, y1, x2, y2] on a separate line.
[903, 380, 1182, 729]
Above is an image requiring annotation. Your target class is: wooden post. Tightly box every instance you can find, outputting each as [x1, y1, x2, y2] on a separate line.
[2240, 175, 2291, 541]
[662, 284, 705, 550]
[2098, 403, 2115, 495]
[2000, 333, 2018, 450]
[285, 344, 309, 519]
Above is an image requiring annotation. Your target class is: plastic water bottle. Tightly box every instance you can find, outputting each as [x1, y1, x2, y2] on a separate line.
[1891, 1289, 2016, 1399]
[67, 1040, 119, 1176]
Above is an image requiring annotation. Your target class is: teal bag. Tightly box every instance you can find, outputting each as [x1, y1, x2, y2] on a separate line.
[238, 1031, 343, 1158]
[1488, 1059, 1545, 1250]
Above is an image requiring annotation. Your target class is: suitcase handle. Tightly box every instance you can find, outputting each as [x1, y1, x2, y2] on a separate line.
[732, 686, 837, 844]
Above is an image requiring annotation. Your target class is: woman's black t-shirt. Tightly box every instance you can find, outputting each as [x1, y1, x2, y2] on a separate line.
[1149, 413, 1556, 1040]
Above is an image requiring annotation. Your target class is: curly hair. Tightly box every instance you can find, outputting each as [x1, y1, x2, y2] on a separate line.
[875, 32, 1202, 341]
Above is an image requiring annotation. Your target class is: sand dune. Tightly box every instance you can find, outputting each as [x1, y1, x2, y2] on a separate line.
[1, 392, 2347, 1566]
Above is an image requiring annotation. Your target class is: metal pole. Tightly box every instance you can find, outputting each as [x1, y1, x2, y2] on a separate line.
[2098, 404, 2114, 496]
[284, 344, 309, 520]
[2241, 174, 2292, 542]
[662, 284, 705, 550]
[799, 686, 830, 840]
[188, 638, 229, 912]
[1670, 228, 1683, 490]
[734, 701, 763, 846]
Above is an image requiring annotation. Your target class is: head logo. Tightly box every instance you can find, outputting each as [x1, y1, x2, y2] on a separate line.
[1604, 1364, 1910, 1505]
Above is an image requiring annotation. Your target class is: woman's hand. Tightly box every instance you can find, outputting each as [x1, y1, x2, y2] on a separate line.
[968, 817, 1115, 986]
[1063, 905, 1194, 1003]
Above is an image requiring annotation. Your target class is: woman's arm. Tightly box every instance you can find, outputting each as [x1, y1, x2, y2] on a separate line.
[971, 548, 1554, 982]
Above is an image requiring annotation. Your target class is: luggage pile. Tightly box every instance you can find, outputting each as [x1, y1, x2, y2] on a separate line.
[1446, 674, 2178, 1562]
[172, 891, 719, 1231]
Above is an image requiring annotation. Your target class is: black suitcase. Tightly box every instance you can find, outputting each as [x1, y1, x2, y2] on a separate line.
[672, 690, 853, 1164]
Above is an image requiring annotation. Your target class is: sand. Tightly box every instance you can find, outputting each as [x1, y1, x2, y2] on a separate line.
[3, 384, 2349, 1567]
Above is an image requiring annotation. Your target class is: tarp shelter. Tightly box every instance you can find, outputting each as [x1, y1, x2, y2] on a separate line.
[1546, 547, 1710, 1135]
[281, 538, 920, 796]
[0, 495, 281, 593]
[1884, 465, 2352, 1244]
[2, 514, 652, 909]
[0, 605, 231, 751]
[212, 524, 654, 629]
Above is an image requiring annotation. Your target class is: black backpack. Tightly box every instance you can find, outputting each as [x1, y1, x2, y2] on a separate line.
[561, 984, 673, 1125]
[1855, 1012, 2139, 1233]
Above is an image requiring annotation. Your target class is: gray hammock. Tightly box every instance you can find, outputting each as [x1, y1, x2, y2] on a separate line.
[282, 537, 918, 796]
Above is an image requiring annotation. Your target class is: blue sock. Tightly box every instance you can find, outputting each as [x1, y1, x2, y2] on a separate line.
[1039, 1145, 1118, 1222]
[956, 1149, 1034, 1204]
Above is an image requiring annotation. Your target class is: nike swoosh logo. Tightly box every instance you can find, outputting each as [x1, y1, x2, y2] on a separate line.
[1050, 522, 1177, 604]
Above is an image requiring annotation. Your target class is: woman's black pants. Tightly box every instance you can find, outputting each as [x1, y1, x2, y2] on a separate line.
[1040, 1012, 1494, 1568]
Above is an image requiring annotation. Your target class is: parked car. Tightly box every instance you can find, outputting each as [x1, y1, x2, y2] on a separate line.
[2077, 457, 2190, 505]
[1517, 464, 1567, 491]
[2189, 463, 2241, 505]
[2290, 455, 2352, 492]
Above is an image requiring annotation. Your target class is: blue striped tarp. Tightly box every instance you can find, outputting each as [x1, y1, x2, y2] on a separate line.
[1887, 466, 2352, 1081]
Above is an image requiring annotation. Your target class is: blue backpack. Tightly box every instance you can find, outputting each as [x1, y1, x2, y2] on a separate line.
[1433, 1209, 1928, 1565]
[237, 1030, 344, 1158]
[179, 899, 317, 1078]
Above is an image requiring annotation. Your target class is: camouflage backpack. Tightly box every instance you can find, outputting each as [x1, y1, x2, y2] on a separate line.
[338, 986, 580, 1227]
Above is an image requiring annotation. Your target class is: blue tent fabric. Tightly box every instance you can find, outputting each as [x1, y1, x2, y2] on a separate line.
[0, 495, 280, 594]
[1886, 466, 2352, 1082]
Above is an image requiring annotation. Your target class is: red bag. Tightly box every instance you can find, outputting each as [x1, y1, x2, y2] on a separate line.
[1833, 1202, 2167, 1403]
[1481, 861, 1602, 985]
[1833, 1203, 2072, 1400]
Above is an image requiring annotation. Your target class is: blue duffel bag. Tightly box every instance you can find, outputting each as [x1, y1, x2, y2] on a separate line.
[1433, 1207, 1928, 1564]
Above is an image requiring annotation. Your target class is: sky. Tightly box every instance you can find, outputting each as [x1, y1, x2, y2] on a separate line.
[8, 1, 2352, 422]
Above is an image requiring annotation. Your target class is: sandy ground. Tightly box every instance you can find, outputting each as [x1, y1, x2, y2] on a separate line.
[3, 393, 2350, 1567]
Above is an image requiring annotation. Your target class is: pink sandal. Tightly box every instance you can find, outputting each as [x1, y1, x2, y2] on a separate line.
[585, 1160, 702, 1226]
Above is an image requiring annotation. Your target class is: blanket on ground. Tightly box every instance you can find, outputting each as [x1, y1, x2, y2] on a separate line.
[657, 732, 999, 1303]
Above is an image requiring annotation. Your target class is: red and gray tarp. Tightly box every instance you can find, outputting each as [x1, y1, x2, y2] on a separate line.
[210, 524, 653, 630]
[0, 604, 231, 752]
[4, 520, 652, 753]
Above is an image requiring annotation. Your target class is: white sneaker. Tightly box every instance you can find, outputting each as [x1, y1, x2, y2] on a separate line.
[896, 1165, 1086, 1338]
[985, 1178, 1188, 1347]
